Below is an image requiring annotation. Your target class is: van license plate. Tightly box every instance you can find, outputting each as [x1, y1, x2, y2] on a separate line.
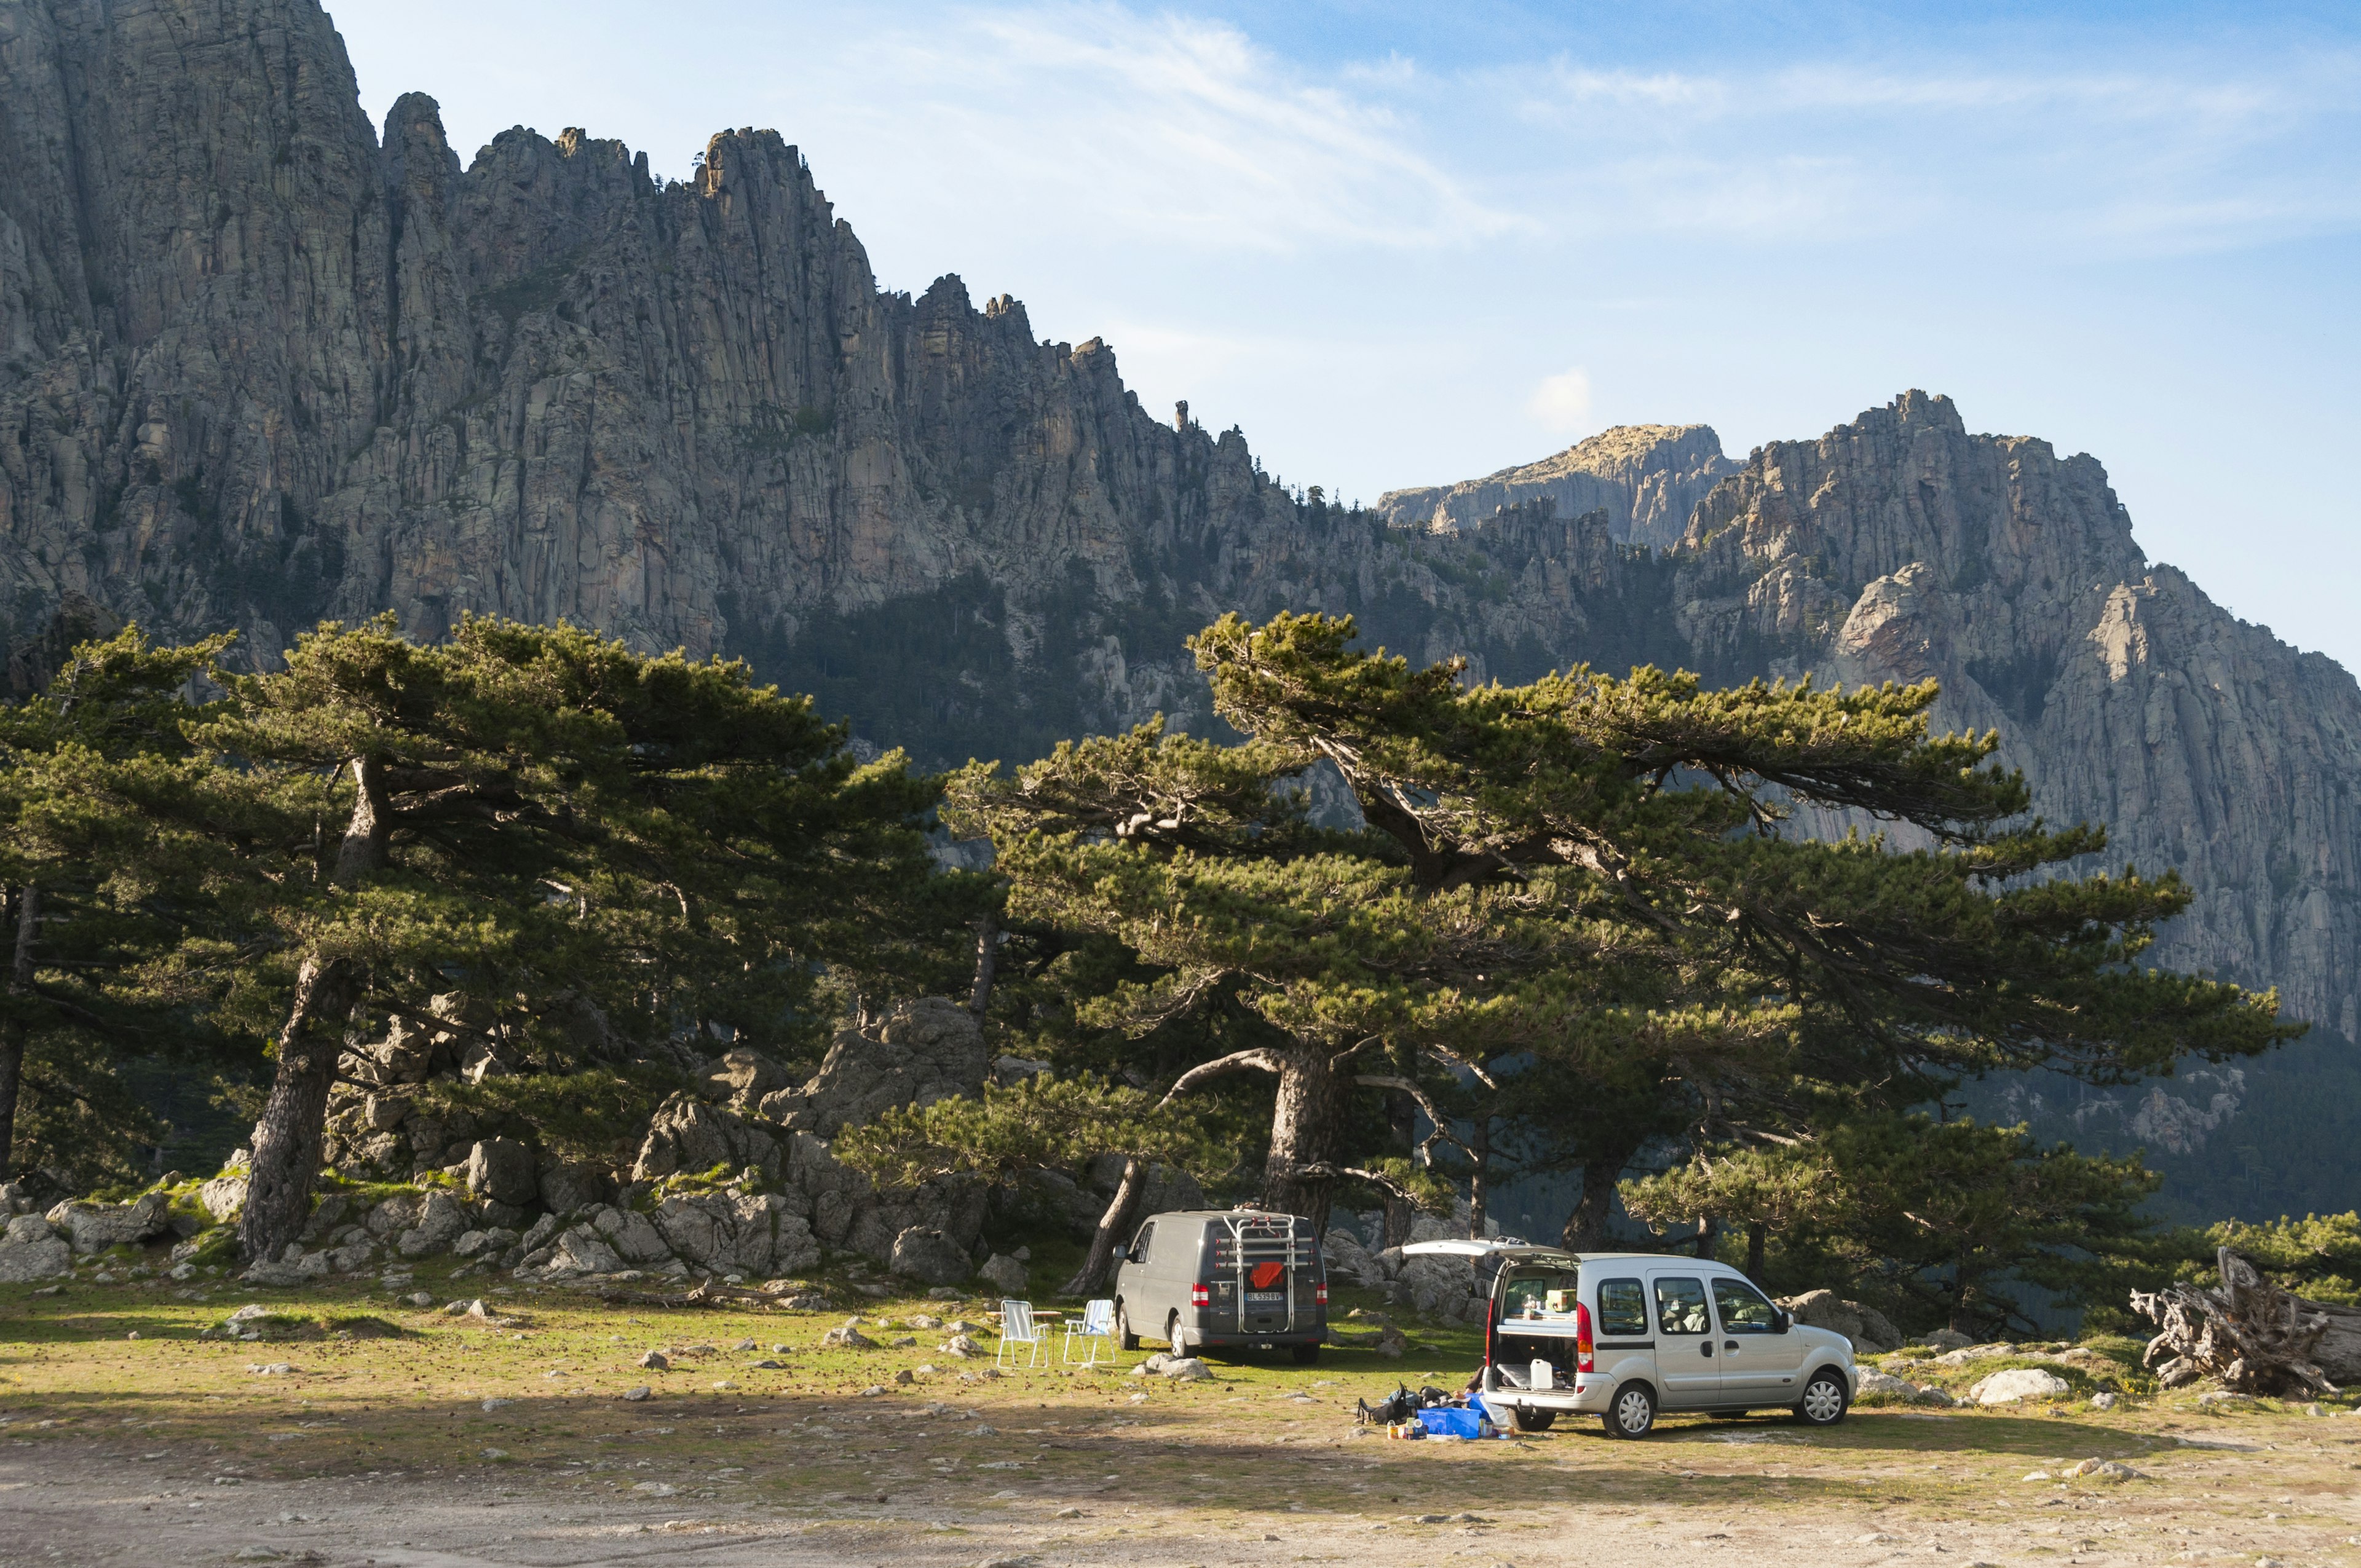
[1246, 1292, 1284, 1306]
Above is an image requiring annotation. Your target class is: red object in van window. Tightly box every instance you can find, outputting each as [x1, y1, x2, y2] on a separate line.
[1249, 1261, 1285, 1290]
[1575, 1301, 1595, 1374]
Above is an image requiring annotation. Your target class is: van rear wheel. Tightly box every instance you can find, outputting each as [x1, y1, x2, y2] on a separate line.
[1166, 1313, 1191, 1357]
[1603, 1382, 1656, 1439]
[1506, 1405, 1556, 1432]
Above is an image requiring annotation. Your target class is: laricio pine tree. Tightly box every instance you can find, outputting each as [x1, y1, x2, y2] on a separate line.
[0, 626, 248, 1186]
[194, 616, 946, 1265]
[962, 611, 2293, 1241]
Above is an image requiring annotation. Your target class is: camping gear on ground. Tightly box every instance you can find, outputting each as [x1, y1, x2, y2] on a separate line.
[1062, 1298, 1117, 1366]
[1414, 1395, 1501, 1440]
[996, 1298, 1048, 1369]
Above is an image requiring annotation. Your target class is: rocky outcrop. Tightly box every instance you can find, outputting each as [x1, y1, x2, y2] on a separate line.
[775, 998, 990, 1138]
[1376, 425, 1739, 550]
[1775, 1290, 1902, 1353]
[631, 1095, 784, 1184]
[44, 1194, 171, 1254]
[0, 1215, 71, 1280]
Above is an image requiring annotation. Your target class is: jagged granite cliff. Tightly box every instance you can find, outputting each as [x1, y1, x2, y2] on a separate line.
[1, 0, 2355, 1216]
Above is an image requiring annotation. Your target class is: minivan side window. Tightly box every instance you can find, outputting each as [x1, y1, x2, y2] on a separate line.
[1712, 1275, 1778, 1333]
[1130, 1223, 1155, 1264]
[1597, 1278, 1648, 1338]
[1655, 1275, 1710, 1336]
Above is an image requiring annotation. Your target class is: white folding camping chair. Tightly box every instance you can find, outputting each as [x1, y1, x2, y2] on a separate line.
[997, 1298, 1048, 1369]
[1062, 1298, 1116, 1366]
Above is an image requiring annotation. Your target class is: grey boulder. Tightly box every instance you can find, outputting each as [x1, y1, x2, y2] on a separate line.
[199, 1175, 248, 1224]
[591, 1206, 675, 1267]
[1775, 1289, 1904, 1353]
[976, 1253, 1028, 1296]
[464, 1139, 537, 1207]
[890, 1226, 971, 1286]
[651, 1191, 820, 1277]
[45, 1193, 172, 1255]
[396, 1190, 470, 1257]
[631, 1094, 781, 1183]
[0, 1215, 71, 1281]
[781, 998, 988, 1139]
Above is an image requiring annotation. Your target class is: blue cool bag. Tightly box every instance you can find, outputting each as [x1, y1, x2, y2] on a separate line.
[1414, 1397, 1499, 1439]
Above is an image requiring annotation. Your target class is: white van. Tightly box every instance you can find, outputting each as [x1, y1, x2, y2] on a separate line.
[1402, 1241, 1859, 1438]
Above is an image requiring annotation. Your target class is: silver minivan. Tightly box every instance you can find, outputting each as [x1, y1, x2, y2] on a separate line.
[1403, 1240, 1859, 1438]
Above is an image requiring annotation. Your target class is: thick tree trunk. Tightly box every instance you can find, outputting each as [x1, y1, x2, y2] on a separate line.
[1381, 1087, 1415, 1250]
[1692, 1215, 1718, 1260]
[240, 757, 389, 1264]
[1746, 1221, 1767, 1285]
[239, 955, 366, 1263]
[0, 884, 37, 1176]
[1560, 1133, 1640, 1252]
[1064, 1155, 1144, 1296]
[1262, 1044, 1351, 1234]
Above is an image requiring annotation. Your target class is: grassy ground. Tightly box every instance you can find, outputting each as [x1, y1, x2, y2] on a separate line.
[8, 1254, 2361, 1565]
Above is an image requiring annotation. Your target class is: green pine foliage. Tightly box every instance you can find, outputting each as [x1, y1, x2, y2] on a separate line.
[835, 1074, 1222, 1192]
[0, 626, 257, 1188]
[953, 609, 2297, 1258]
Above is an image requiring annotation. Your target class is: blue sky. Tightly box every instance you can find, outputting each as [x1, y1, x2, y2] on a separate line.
[331, 1, 2360, 668]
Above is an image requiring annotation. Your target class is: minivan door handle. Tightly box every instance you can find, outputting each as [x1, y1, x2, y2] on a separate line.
[1700, 1342, 1714, 1358]
[1723, 1340, 1740, 1352]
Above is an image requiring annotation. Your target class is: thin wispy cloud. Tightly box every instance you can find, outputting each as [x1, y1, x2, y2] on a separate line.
[1497, 49, 2361, 255]
[791, 2, 1520, 253]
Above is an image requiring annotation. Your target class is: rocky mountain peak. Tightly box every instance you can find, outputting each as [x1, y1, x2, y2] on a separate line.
[1378, 420, 1739, 548]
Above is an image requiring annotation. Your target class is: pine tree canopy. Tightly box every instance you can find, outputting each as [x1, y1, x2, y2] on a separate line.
[186, 615, 954, 1262]
[951, 610, 2298, 1240]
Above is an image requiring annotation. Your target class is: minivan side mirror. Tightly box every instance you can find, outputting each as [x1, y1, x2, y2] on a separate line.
[1772, 1307, 1792, 1333]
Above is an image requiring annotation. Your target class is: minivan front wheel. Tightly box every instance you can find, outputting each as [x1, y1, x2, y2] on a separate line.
[1115, 1302, 1139, 1352]
[1603, 1382, 1656, 1440]
[1794, 1369, 1849, 1427]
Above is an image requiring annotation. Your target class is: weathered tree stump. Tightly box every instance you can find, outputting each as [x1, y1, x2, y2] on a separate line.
[2130, 1247, 2339, 1395]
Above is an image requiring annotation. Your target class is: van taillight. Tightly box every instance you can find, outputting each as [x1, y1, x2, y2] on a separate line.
[1313, 1280, 1327, 1306]
[1575, 1301, 1594, 1374]
[1190, 1282, 1211, 1307]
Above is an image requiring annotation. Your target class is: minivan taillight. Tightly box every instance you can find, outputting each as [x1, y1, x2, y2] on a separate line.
[1575, 1301, 1595, 1374]
[1313, 1280, 1328, 1306]
[1190, 1282, 1211, 1307]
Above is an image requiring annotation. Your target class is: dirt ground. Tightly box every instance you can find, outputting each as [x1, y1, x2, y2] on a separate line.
[8, 1269, 2361, 1567]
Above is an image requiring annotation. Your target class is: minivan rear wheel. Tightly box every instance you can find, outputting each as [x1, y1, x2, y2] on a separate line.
[1603, 1382, 1656, 1439]
[1794, 1369, 1849, 1427]
[1166, 1312, 1191, 1357]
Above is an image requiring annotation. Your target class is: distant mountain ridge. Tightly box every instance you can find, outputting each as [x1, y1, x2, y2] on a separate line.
[1, 0, 2354, 1218]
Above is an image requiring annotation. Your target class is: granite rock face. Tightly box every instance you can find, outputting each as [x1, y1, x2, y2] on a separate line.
[1376, 424, 1739, 550]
